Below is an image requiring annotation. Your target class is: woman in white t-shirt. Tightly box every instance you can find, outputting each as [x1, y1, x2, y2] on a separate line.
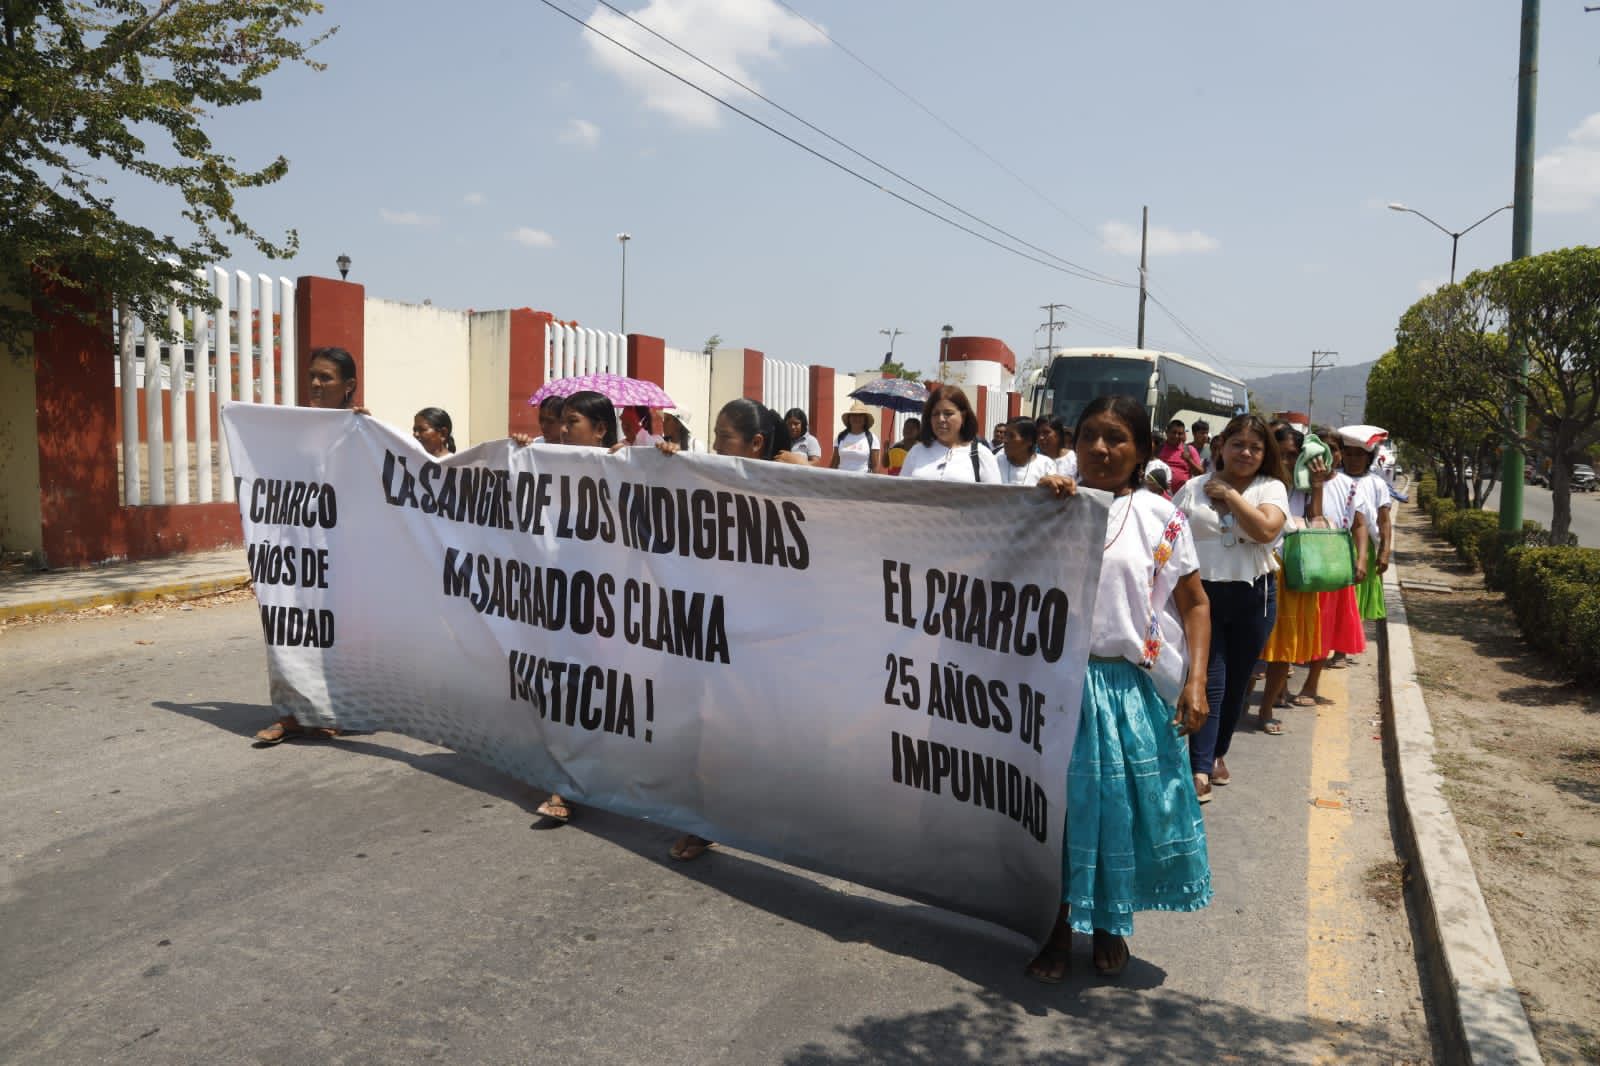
[995, 416, 1056, 486]
[899, 386, 1002, 483]
[783, 408, 823, 465]
[1172, 414, 1289, 802]
[1025, 394, 1212, 983]
[830, 402, 881, 473]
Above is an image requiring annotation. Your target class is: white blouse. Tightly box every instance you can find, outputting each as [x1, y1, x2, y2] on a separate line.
[900, 441, 1003, 484]
[1173, 473, 1290, 582]
[789, 433, 823, 461]
[1053, 452, 1079, 479]
[835, 431, 876, 473]
[995, 453, 1056, 487]
[1090, 491, 1199, 705]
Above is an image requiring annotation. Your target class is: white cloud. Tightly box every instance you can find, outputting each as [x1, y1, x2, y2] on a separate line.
[560, 118, 601, 148]
[1535, 111, 1600, 214]
[507, 227, 557, 249]
[584, 0, 822, 128]
[463, 191, 486, 206]
[1098, 220, 1219, 257]
[379, 208, 439, 226]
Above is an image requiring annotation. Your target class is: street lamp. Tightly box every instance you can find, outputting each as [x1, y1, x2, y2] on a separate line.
[616, 233, 631, 334]
[879, 327, 903, 369]
[1387, 202, 1513, 285]
[336, 253, 351, 280]
[940, 324, 953, 377]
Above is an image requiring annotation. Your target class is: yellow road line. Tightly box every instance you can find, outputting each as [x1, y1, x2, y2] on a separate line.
[1306, 665, 1358, 1043]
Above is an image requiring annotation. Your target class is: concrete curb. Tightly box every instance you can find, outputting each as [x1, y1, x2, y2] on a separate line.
[0, 574, 251, 623]
[1380, 555, 1544, 1065]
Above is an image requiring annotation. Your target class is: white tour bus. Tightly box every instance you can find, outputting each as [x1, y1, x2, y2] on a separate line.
[1026, 347, 1249, 432]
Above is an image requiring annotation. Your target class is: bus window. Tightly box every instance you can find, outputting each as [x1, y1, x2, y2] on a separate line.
[1044, 356, 1154, 426]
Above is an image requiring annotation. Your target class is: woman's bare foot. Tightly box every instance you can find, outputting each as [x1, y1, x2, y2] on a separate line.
[1092, 930, 1129, 977]
[1025, 910, 1074, 984]
[669, 834, 715, 861]
[535, 794, 572, 822]
[1193, 773, 1212, 804]
[1211, 756, 1230, 786]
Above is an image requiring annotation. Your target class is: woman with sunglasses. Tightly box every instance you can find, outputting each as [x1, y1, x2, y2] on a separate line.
[1171, 414, 1288, 802]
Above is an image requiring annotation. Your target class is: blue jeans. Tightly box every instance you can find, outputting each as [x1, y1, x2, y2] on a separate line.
[1191, 575, 1277, 776]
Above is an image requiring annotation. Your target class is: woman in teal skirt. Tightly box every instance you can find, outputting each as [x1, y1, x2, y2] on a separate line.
[1029, 395, 1214, 980]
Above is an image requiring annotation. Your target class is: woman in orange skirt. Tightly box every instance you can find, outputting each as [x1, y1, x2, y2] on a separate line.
[1255, 426, 1330, 732]
[1294, 433, 1371, 706]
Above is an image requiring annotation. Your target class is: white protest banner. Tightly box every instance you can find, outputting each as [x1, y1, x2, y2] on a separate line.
[222, 404, 1109, 942]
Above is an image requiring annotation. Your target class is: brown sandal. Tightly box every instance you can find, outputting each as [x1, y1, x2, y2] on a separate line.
[535, 796, 572, 822]
[1092, 930, 1129, 977]
[670, 834, 715, 861]
[253, 717, 339, 745]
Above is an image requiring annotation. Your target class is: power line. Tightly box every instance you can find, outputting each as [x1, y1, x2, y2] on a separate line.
[770, 0, 1103, 244]
[539, 0, 1135, 285]
[587, 0, 1130, 287]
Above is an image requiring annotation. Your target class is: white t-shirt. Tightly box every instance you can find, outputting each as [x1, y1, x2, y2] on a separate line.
[900, 440, 1003, 484]
[995, 453, 1056, 487]
[835, 430, 876, 473]
[789, 433, 823, 462]
[1053, 452, 1079, 479]
[1091, 491, 1199, 705]
[1320, 472, 1361, 531]
[1352, 473, 1388, 538]
[1174, 473, 1290, 582]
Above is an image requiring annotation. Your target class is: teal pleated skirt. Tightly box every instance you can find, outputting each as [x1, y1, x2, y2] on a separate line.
[1064, 658, 1213, 936]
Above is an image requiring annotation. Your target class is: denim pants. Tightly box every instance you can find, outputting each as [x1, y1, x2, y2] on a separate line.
[1191, 574, 1277, 777]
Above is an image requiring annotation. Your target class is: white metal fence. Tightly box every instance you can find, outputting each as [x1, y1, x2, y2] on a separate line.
[545, 323, 627, 381]
[114, 268, 295, 506]
[763, 357, 807, 418]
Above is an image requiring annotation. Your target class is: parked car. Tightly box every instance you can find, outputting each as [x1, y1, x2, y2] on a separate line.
[1573, 464, 1597, 493]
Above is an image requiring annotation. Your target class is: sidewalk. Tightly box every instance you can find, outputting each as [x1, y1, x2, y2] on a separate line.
[0, 548, 249, 622]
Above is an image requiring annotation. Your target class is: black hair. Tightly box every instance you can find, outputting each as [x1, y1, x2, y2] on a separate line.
[899, 417, 921, 438]
[538, 394, 566, 417]
[1007, 416, 1038, 447]
[718, 398, 792, 460]
[1077, 394, 1155, 490]
[415, 407, 456, 454]
[1166, 418, 1186, 430]
[784, 408, 810, 438]
[629, 404, 653, 435]
[917, 385, 978, 445]
[564, 390, 620, 448]
[310, 346, 356, 383]
[1191, 419, 1211, 433]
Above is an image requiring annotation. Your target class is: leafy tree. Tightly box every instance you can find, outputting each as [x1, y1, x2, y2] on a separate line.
[1, 0, 332, 349]
[878, 359, 920, 381]
[702, 333, 721, 356]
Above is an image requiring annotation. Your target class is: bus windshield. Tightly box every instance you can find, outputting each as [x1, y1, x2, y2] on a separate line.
[1044, 357, 1153, 427]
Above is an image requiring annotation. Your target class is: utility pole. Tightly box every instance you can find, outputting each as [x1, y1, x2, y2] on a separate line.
[1136, 206, 1149, 348]
[1308, 350, 1338, 423]
[1039, 303, 1069, 362]
[1342, 394, 1362, 425]
[1500, 0, 1539, 533]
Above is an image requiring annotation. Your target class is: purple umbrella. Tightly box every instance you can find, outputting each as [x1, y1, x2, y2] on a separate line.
[528, 373, 675, 409]
[850, 377, 930, 414]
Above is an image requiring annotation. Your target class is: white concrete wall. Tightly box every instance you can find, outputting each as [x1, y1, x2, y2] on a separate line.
[0, 319, 43, 557]
[662, 347, 712, 448]
[708, 347, 746, 429]
[940, 359, 1011, 394]
[364, 298, 472, 445]
[467, 311, 512, 446]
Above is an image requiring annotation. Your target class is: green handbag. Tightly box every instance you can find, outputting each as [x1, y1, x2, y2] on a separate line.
[1281, 527, 1356, 592]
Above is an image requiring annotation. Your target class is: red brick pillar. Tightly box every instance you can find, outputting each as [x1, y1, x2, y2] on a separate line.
[808, 364, 835, 464]
[975, 388, 988, 442]
[628, 334, 666, 385]
[742, 349, 764, 401]
[34, 289, 117, 567]
[1008, 392, 1022, 420]
[505, 309, 549, 438]
[294, 276, 365, 408]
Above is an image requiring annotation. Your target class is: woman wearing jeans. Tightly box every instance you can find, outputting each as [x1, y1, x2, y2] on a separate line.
[1172, 414, 1289, 802]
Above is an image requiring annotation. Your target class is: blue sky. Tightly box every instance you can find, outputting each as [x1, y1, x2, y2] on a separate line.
[111, 1, 1600, 381]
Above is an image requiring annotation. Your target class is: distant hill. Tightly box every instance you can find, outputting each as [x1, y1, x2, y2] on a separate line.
[1245, 359, 1378, 428]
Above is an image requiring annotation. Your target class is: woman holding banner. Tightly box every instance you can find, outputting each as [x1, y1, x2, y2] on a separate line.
[1028, 394, 1212, 982]
[654, 397, 795, 859]
[533, 391, 622, 824]
[252, 347, 363, 747]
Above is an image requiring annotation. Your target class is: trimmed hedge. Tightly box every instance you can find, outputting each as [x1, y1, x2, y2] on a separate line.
[1420, 492, 1600, 684]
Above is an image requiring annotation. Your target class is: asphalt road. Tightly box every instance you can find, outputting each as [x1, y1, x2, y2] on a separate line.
[1, 602, 1434, 1064]
[1482, 481, 1600, 547]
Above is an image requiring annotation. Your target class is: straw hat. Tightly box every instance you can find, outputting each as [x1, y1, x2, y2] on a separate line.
[842, 401, 876, 431]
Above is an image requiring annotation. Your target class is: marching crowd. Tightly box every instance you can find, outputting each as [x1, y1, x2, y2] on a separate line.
[254, 345, 1394, 982]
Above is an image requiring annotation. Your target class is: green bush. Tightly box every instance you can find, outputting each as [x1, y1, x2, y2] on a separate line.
[1479, 520, 1546, 590]
[1504, 547, 1600, 681]
[1445, 509, 1500, 568]
[1428, 497, 1457, 531]
[1416, 472, 1438, 509]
